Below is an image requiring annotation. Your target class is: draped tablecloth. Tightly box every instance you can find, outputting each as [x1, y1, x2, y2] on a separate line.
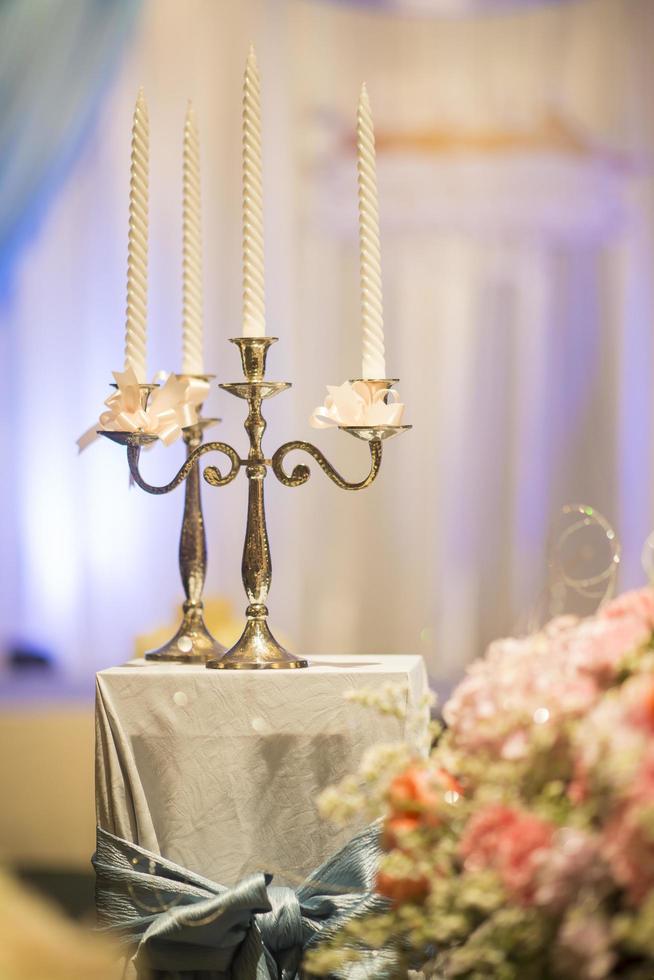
[95, 655, 428, 889]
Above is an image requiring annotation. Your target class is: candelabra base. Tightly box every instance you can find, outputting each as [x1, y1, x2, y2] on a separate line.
[145, 602, 226, 664]
[207, 612, 308, 670]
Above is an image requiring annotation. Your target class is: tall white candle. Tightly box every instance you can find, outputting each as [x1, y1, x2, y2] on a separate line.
[182, 101, 205, 374]
[357, 83, 386, 379]
[124, 88, 149, 382]
[242, 45, 266, 338]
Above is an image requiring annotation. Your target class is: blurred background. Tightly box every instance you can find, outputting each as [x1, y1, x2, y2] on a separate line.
[0, 0, 652, 916]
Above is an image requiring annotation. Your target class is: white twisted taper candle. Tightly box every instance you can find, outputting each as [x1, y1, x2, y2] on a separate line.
[357, 83, 386, 379]
[182, 101, 204, 374]
[124, 88, 149, 382]
[242, 45, 266, 338]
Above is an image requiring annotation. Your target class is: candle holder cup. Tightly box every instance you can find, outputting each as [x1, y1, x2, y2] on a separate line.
[339, 378, 411, 442]
[102, 339, 410, 669]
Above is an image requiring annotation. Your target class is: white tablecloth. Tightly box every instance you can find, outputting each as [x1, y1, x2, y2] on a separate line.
[96, 655, 428, 887]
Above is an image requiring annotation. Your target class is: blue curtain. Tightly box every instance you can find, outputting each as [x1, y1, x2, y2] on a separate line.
[0, 0, 141, 290]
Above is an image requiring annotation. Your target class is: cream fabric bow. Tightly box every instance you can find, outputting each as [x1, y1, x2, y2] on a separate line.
[77, 368, 210, 452]
[310, 380, 405, 429]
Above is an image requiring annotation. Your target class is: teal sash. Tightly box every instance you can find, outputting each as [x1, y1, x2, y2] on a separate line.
[93, 822, 395, 979]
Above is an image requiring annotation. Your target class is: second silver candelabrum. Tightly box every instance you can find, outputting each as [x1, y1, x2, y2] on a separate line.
[101, 337, 409, 669]
[104, 377, 225, 664]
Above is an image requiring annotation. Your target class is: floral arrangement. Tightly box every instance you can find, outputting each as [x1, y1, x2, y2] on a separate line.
[307, 588, 654, 979]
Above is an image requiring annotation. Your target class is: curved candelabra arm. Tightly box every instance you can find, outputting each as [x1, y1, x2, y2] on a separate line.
[271, 438, 382, 491]
[126, 440, 241, 495]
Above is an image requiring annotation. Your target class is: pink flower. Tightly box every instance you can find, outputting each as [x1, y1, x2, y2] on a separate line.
[624, 679, 654, 733]
[536, 829, 607, 909]
[566, 615, 650, 683]
[443, 596, 651, 767]
[555, 911, 616, 979]
[601, 746, 654, 904]
[443, 632, 599, 760]
[630, 746, 654, 803]
[572, 674, 654, 797]
[602, 805, 654, 904]
[601, 587, 654, 632]
[460, 804, 554, 905]
[444, 587, 654, 760]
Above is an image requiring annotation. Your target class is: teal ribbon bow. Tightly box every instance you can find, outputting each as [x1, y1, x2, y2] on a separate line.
[93, 823, 391, 979]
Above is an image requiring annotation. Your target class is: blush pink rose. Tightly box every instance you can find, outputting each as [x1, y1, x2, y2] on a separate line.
[460, 804, 554, 905]
[625, 679, 654, 732]
[601, 588, 654, 632]
[567, 615, 650, 683]
[603, 806, 654, 904]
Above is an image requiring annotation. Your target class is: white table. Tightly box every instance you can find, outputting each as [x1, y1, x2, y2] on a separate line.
[96, 655, 428, 888]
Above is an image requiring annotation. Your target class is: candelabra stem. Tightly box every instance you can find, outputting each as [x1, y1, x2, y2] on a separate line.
[181, 423, 207, 603]
[208, 340, 307, 669]
[146, 417, 226, 663]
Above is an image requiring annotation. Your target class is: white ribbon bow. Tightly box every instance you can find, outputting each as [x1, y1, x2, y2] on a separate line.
[310, 380, 405, 429]
[77, 368, 210, 452]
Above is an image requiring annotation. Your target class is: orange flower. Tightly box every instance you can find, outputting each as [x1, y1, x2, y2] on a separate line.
[380, 765, 463, 883]
[375, 869, 429, 906]
[382, 813, 422, 850]
[387, 764, 462, 824]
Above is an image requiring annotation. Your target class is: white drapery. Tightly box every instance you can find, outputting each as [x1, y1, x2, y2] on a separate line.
[1, 0, 652, 693]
